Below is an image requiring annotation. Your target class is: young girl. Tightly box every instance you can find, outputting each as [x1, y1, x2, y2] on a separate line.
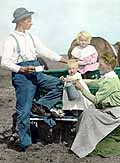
[71, 31, 99, 78]
[61, 59, 92, 111]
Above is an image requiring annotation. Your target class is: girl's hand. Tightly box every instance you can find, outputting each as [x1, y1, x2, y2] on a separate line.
[65, 78, 74, 82]
[60, 76, 65, 81]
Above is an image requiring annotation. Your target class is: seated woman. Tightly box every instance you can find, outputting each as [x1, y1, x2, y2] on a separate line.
[71, 31, 99, 78]
[71, 52, 120, 158]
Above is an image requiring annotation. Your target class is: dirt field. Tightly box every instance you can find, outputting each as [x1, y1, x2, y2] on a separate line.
[1, 60, 120, 163]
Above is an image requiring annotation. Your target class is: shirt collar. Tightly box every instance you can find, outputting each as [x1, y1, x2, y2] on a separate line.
[104, 71, 117, 78]
[14, 30, 27, 36]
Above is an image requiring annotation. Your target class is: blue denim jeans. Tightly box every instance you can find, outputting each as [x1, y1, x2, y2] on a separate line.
[12, 60, 63, 148]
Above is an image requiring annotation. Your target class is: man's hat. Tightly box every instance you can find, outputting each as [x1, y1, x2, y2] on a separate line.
[12, 7, 34, 23]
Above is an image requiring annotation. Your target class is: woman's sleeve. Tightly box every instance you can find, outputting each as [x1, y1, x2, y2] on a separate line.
[82, 89, 95, 103]
[84, 79, 100, 87]
[82, 80, 112, 104]
[95, 80, 113, 104]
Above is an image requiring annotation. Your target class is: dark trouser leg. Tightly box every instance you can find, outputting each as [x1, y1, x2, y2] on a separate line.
[12, 73, 36, 149]
[35, 72, 64, 110]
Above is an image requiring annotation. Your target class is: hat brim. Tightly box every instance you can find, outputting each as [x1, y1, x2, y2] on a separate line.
[12, 12, 34, 23]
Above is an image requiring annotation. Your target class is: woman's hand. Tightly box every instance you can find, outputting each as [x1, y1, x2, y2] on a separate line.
[19, 66, 35, 74]
[75, 80, 84, 91]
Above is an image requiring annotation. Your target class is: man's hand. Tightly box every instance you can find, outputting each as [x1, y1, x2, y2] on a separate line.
[59, 56, 67, 64]
[19, 66, 35, 74]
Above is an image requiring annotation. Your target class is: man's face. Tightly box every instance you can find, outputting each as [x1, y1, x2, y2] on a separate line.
[19, 16, 32, 30]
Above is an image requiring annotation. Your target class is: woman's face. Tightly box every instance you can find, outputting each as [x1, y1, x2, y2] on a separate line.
[99, 59, 111, 74]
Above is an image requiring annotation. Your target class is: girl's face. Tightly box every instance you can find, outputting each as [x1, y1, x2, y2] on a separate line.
[68, 67, 78, 75]
[78, 35, 90, 48]
[99, 59, 111, 74]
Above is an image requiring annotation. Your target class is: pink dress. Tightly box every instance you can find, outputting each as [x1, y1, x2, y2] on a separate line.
[71, 45, 99, 74]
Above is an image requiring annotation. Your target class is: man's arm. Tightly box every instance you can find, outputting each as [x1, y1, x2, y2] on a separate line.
[59, 56, 67, 64]
[33, 35, 67, 63]
[1, 37, 21, 72]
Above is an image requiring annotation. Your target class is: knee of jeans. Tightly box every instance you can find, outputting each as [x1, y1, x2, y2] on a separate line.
[16, 100, 32, 117]
[17, 111, 30, 124]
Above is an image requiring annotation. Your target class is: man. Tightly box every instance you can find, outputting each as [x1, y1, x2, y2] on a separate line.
[1, 7, 67, 151]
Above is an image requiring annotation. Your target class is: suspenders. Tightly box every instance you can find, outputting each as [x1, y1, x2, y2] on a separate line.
[10, 34, 21, 54]
[28, 33, 36, 50]
[10, 33, 36, 62]
[10, 33, 48, 69]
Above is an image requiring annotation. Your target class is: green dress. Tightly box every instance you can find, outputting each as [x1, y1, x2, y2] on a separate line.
[71, 71, 120, 158]
[83, 75, 120, 107]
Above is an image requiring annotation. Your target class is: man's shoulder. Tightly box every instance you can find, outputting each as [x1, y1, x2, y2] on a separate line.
[4, 32, 16, 43]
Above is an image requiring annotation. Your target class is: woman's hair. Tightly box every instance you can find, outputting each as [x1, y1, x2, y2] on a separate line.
[101, 52, 117, 69]
[67, 59, 79, 69]
[113, 41, 120, 47]
[76, 31, 92, 43]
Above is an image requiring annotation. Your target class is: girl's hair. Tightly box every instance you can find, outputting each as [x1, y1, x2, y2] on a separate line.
[101, 52, 117, 69]
[67, 59, 79, 69]
[76, 31, 92, 43]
